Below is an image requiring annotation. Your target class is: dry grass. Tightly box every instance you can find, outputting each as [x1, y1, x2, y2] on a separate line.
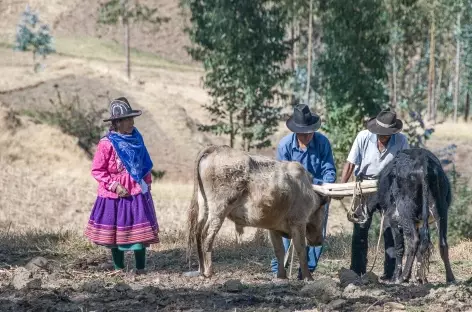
[53, 36, 201, 73]
[433, 121, 472, 140]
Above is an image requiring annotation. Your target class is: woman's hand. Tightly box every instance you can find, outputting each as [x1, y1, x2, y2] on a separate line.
[116, 183, 130, 197]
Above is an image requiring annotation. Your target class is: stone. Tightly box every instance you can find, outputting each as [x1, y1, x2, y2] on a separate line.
[300, 278, 341, 303]
[338, 267, 361, 288]
[11, 267, 32, 290]
[329, 299, 346, 310]
[25, 257, 49, 272]
[26, 278, 42, 290]
[183, 271, 201, 278]
[383, 302, 405, 310]
[223, 279, 244, 292]
[81, 280, 104, 293]
[114, 282, 132, 292]
[361, 271, 379, 285]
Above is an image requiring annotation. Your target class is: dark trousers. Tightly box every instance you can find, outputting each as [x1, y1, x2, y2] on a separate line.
[350, 217, 396, 277]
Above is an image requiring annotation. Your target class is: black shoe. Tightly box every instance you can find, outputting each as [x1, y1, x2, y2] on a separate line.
[379, 274, 392, 281]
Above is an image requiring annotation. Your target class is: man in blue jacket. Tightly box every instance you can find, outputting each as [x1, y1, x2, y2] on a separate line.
[270, 103, 337, 279]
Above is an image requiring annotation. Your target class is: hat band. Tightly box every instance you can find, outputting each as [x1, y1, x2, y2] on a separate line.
[376, 119, 396, 128]
[293, 118, 319, 127]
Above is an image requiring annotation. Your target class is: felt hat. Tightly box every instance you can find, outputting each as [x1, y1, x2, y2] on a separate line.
[286, 104, 321, 133]
[366, 109, 403, 135]
[103, 97, 142, 122]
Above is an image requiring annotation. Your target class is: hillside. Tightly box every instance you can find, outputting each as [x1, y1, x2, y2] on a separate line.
[0, 0, 195, 65]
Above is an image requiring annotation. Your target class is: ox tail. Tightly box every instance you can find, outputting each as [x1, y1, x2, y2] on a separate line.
[186, 145, 217, 268]
[418, 156, 432, 279]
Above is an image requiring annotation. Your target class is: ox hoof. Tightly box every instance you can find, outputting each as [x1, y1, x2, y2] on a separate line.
[394, 277, 409, 285]
[415, 277, 428, 285]
[446, 279, 457, 286]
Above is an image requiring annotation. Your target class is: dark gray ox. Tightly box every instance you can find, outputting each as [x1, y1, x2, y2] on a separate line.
[186, 145, 327, 280]
[359, 148, 455, 284]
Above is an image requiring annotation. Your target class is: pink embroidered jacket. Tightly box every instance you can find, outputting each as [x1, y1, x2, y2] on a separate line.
[91, 137, 152, 198]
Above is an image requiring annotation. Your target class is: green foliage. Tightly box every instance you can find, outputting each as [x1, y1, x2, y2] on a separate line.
[401, 110, 435, 148]
[98, 0, 169, 26]
[448, 170, 472, 244]
[318, 0, 389, 165]
[183, 0, 291, 150]
[14, 6, 55, 72]
[27, 86, 108, 158]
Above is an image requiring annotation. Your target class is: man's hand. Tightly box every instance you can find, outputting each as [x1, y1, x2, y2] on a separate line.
[340, 162, 356, 183]
[116, 183, 130, 197]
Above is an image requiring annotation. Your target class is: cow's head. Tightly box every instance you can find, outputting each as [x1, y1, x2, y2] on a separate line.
[305, 199, 328, 246]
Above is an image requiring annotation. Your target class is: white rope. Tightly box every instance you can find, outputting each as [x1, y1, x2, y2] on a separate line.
[369, 211, 385, 273]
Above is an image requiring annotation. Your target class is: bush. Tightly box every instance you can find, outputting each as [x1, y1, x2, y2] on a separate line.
[28, 85, 108, 158]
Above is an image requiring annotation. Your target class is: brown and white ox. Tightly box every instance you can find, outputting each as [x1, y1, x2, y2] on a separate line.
[186, 145, 327, 281]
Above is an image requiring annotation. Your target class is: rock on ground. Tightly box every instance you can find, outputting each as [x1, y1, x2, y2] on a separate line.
[25, 257, 49, 273]
[223, 279, 244, 292]
[11, 267, 42, 290]
[300, 277, 341, 303]
[338, 267, 362, 288]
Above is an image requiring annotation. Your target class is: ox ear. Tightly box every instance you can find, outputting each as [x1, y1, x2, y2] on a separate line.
[366, 194, 381, 215]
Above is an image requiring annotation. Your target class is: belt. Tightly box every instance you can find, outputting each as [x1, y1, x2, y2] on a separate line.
[356, 176, 376, 182]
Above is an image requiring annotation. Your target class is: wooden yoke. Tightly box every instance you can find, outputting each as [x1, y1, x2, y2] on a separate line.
[312, 180, 378, 198]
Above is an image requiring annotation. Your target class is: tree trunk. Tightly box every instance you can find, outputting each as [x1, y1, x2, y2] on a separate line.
[125, 20, 131, 79]
[229, 111, 234, 148]
[465, 91, 470, 122]
[433, 62, 443, 124]
[427, 11, 435, 121]
[392, 48, 397, 109]
[453, 11, 461, 123]
[305, 0, 313, 105]
[288, 0, 296, 107]
[241, 108, 248, 151]
[121, 0, 131, 80]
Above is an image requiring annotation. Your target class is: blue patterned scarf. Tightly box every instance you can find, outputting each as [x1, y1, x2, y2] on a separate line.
[107, 128, 153, 193]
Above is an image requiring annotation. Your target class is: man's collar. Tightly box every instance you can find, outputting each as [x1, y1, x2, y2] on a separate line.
[291, 133, 316, 150]
[368, 131, 397, 146]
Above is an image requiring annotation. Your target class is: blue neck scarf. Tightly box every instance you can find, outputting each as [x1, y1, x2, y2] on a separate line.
[107, 127, 153, 193]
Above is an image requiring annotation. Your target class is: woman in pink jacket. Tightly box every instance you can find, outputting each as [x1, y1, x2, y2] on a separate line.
[85, 97, 159, 274]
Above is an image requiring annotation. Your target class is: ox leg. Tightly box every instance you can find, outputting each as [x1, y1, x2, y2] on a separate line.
[291, 225, 313, 281]
[268, 230, 287, 279]
[202, 214, 225, 278]
[196, 198, 208, 275]
[396, 222, 418, 284]
[196, 219, 205, 275]
[391, 225, 404, 282]
[438, 215, 456, 284]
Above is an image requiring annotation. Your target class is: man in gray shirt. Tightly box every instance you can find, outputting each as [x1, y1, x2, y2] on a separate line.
[340, 109, 409, 280]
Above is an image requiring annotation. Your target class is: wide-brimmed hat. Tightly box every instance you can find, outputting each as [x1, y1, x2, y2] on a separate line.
[286, 104, 321, 133]
[366, 109, 403, 135]
[103, 97, 142, 122]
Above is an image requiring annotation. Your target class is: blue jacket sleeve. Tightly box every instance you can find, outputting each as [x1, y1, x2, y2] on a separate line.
[276, 141, 291, 161]
[317, 138, 337, 184]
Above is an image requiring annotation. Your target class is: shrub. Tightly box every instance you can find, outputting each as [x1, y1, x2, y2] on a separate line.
[27, 85, 108, 158]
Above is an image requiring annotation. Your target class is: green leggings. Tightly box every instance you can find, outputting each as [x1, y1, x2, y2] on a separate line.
[111, 248, 146, 270]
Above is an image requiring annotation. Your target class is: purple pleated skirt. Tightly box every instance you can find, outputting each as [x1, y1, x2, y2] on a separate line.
[84, 192, 159, 246]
